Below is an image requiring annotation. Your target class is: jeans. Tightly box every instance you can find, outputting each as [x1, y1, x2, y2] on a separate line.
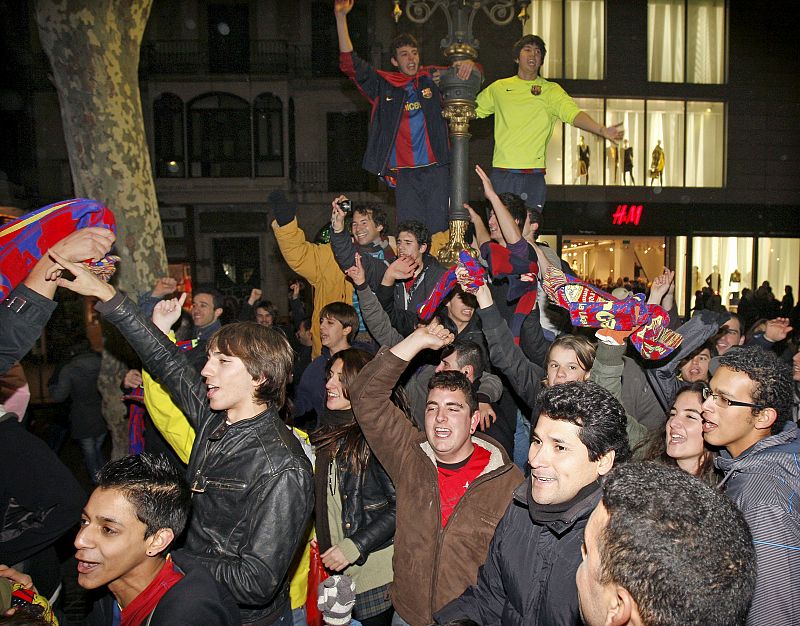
[290, 607, 306, 626]
[513, 409, 531, 476]
[489, 168, 547, 210]
[77, 432, 107, 484]
[391, 613, 411, 626]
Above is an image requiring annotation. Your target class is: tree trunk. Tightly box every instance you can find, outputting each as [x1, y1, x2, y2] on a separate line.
[35, 0, 167, 459]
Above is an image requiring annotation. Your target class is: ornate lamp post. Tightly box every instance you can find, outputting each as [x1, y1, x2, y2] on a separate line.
[392, 0, 531, 263]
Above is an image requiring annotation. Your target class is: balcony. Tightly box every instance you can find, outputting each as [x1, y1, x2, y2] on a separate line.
[140, 39, 317, 77]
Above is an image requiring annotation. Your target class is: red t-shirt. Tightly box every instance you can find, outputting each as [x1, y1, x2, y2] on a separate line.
[437, 445, 491, 527]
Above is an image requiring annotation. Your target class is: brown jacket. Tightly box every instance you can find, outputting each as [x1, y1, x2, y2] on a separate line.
[351, 348, 524, 626]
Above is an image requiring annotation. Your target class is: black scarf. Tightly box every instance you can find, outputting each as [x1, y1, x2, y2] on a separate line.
[527, 478, 601, 524]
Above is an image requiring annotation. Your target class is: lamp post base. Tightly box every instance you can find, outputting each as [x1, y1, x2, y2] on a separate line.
[436, 218, 476, 265]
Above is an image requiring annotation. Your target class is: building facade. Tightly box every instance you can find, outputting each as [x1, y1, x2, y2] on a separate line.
[1, 0, 798, 319]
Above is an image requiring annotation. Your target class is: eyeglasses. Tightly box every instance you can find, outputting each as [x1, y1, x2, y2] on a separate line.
[702, 386, 764, 410]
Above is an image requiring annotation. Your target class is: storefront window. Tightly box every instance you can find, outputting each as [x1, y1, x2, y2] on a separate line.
[561, 236, 666, 288]
[757, 238, 800, 305]
[528, 0, 562, 78]
[685, 101, 724, 187]
[565, 0, 605, 79]
[687, 0, 725, 84]
[648, 0, 684, 82]
[607, 99, 645, 186]
[689, 236, 753, 311]
[565, 98, 604, 185]
[648, 0, 725, 84]
[526, 0, 604, 79]
[646, 100, 684, 187]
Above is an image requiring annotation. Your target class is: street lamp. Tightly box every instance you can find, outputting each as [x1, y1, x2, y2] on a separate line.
[392, 0, 531, 263]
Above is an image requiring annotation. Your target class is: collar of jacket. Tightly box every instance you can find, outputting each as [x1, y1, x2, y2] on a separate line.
[716, 420, 799, 476]
[419, 434, 508, 478]
[195, 318, 222, 341]
[513, 477, 602, 536]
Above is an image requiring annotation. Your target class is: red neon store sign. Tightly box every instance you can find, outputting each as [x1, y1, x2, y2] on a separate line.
[612, 204, 643, 226]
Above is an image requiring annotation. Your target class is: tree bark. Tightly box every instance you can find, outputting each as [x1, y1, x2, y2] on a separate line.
[35, 0, 167, 459]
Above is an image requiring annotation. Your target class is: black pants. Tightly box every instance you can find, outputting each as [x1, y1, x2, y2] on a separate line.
[395, 163, 450, 234]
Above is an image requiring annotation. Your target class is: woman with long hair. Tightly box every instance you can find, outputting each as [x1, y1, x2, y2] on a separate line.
[311, 348, 396, 626]
[644, 381, 719, 484]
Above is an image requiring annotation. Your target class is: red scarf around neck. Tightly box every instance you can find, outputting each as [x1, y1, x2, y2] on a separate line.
[120, 556, 184, 626]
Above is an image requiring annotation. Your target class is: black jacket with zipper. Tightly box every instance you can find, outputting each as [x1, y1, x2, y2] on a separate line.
[434, 477, 601, 626]
[315, 446, 396, 566]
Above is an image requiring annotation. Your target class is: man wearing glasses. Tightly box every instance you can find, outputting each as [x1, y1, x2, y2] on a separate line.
[701, 345, 798, 626]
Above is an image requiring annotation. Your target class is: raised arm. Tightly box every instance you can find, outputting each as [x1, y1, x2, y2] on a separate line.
[475, 164, 522, 246]
[350, 324, 454, 478]
[1, 228, 114, 375]
[334, 0, 354, 53]
[330, 198, 386, 288]
[572, 112, 624, 144]
[347, 254, 403, 346]
[473, 282, 543, 407]
[50, 253, 210, 431]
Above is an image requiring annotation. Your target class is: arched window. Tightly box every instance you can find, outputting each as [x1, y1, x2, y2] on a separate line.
[253, 93, 283, 176]
[188, 92, 251, 177]
[153, 93, 184, 178]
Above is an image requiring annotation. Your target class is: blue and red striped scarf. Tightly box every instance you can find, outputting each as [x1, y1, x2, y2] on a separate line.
[0, 198, 116, 301]
[542, 267, 682, 360]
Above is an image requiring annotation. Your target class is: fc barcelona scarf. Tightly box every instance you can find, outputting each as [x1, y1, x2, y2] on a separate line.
[417, 250, 486, 321]
[480, 241, 539, 345]
[542, 267, 682, 360]
[0, 198, 117, 301]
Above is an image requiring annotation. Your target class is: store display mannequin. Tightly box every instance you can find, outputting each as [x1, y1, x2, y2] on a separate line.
[577, 136, 590, 184]
[729, 269, 741, 304]
[622, 139, 635, 185]
[607, 144, 619, 183]
[692, 265, 702, 292]
[649, 140, 665, 185]
[705, 265, 721, 293]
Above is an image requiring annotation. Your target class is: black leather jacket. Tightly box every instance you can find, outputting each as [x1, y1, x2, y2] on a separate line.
[316, 449, 396, 566]
[95, 292, 314, 624]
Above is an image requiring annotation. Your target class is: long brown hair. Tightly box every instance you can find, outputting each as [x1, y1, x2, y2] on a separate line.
[643, 382, 720, 485]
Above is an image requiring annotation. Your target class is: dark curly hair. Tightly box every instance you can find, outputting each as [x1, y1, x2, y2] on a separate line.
[391, 33, 419, 59]
[512, 34, 547, 63]
[397, 220, 431, 252]
[428, 369, 478, 414]
[718, 345, 793, 433]
[537, 380, 630, 463]
[351, 204, 389, 235]
[597, 462, 756, 626]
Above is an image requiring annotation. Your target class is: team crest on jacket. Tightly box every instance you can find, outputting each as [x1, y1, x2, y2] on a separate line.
[531, 85, 542, 96]
[421, 87, 432, 99]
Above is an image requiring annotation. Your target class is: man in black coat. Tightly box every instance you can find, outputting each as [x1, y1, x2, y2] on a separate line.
[434, 381, 630, 625]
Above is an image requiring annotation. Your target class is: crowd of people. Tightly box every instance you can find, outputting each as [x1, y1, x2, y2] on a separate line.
[2, 5, 800, 626]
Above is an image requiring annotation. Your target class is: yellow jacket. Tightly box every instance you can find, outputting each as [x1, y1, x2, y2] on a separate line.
[141, 369, 313, 609]
[272, 218, 353, 359]
[429, 229, 450, 258]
